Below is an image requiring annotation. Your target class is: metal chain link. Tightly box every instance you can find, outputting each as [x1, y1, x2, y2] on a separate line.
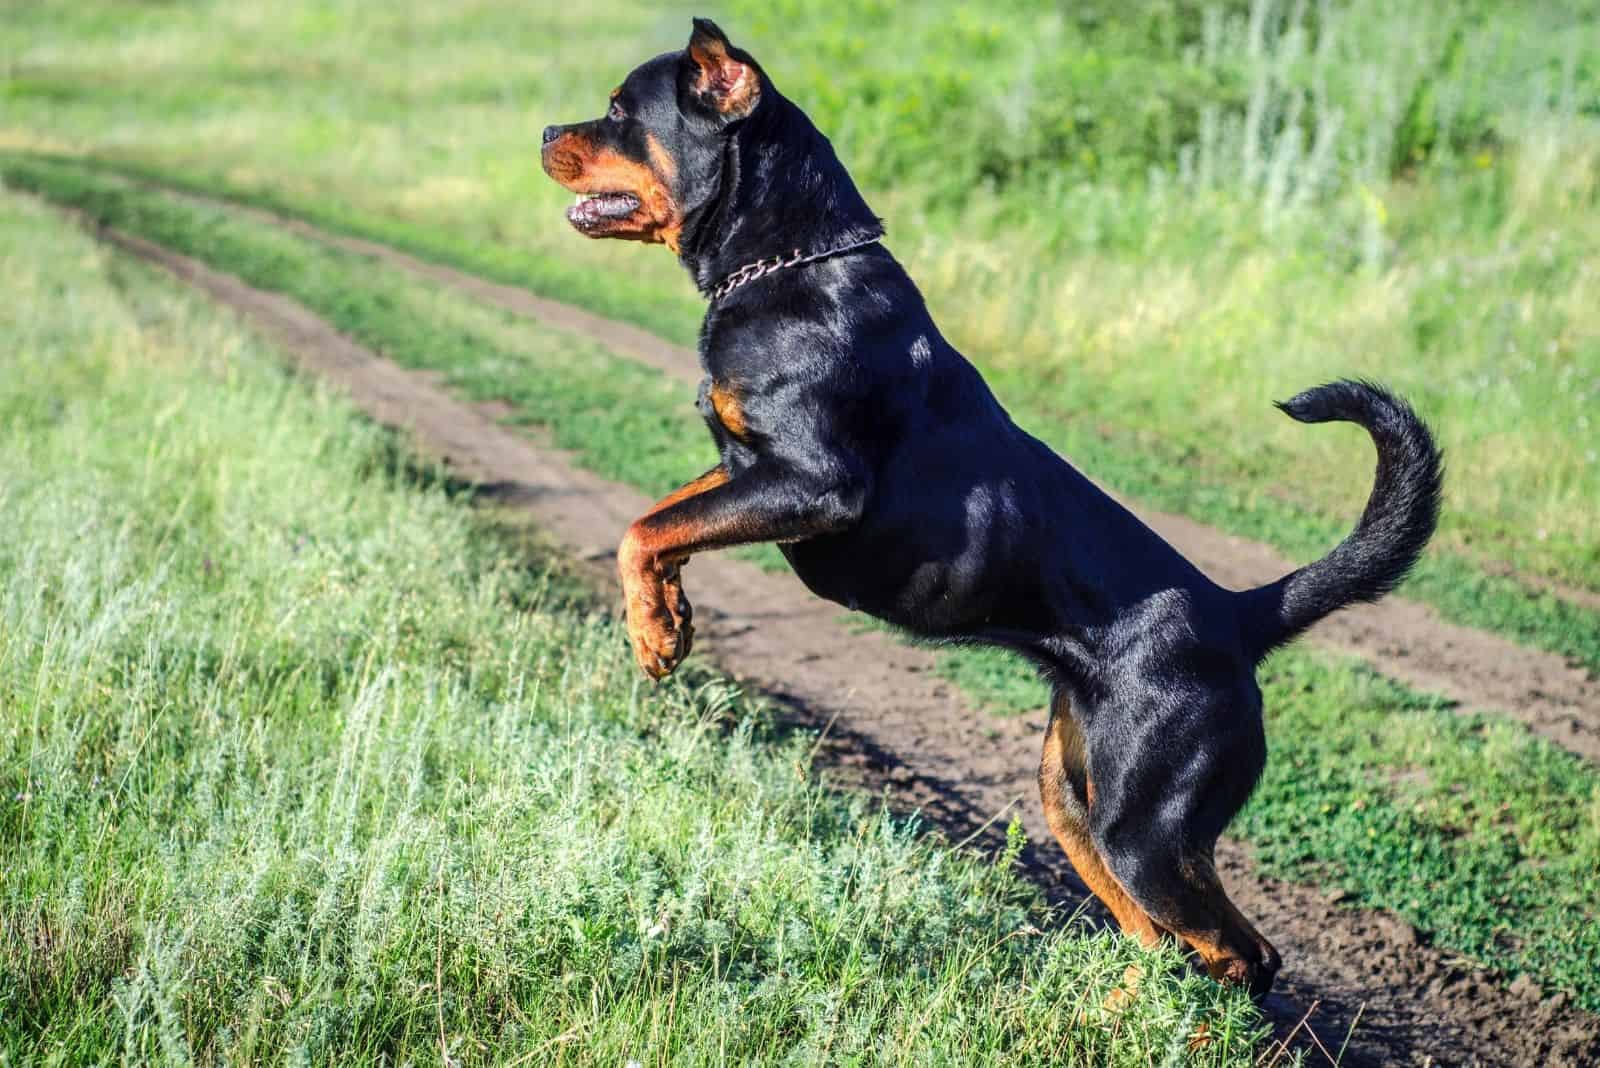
[709, 237, 880, 302]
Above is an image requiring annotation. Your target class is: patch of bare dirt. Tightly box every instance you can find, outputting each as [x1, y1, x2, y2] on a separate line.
[94, 223, 1600, 1067]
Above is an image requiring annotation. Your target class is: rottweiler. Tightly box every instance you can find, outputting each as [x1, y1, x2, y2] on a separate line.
[540, 17, 1442, 998]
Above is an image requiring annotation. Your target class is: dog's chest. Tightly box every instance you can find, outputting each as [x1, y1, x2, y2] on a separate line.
[695, 375, 757, 465]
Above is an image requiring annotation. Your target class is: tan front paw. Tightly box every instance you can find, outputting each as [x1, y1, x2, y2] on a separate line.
[620, 562, 694, 681]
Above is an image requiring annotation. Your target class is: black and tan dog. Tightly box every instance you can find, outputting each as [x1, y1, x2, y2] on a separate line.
[541, 18, 1442, 997]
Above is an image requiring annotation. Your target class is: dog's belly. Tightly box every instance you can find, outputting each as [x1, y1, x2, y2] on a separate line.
[779, 476, 1056, 637]
[779, 536, 977, 633]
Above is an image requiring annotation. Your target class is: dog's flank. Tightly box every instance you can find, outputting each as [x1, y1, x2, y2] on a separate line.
[540, 16, 1442, 1000]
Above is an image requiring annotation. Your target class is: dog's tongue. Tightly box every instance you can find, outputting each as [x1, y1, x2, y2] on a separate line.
[567, 192, 639, 227]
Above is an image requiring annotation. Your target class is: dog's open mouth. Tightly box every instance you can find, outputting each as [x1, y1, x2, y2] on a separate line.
[567, 192, 640, 230]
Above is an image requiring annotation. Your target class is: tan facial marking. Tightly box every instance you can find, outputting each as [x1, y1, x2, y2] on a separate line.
[644, 133, 683, 251]
[645, 132, 677, 183]
[543, 130, 681, 247]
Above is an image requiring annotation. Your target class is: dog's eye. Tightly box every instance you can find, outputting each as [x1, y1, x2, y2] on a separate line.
[608, 100, 626, 123]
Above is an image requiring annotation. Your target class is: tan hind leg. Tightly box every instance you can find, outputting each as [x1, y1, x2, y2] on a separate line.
[1037, 695, 1164, 946]
[1039, 693, 1280, 1000]
[1138, 850, 1282, 997]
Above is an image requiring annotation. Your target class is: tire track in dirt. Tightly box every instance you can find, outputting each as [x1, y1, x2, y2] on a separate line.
[89, 221, 1600, 1067]
[169, 191, 1600, 766]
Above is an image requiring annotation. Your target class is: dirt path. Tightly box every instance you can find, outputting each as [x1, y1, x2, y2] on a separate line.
[162, 192, 1600, 766]
[90, 222, 1600, 1067]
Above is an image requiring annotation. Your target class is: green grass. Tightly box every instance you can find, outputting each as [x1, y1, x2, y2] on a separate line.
[1247, 653, 1600, 1010]
[0, 190, 1277, 1063]
[2, 0, 1596, 609]
[721, 0, 1598, 207]
[9, 160, 1598, 1013]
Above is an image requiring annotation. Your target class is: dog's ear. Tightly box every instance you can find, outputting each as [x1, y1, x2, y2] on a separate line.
[686, 17, 760, 120]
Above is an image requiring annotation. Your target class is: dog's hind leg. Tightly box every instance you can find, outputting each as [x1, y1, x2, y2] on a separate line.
[1180, 855, 1280, 998]
[1112, 843, 1281, 999]
[1088, 696, 1282, 998]
[1037, 693, 1165, 945]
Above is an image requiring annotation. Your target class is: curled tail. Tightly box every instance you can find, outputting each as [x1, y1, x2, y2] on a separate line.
[1240, 379, 1443, 660]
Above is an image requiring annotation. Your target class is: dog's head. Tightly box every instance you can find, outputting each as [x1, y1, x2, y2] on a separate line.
[540, 18, 764, 250]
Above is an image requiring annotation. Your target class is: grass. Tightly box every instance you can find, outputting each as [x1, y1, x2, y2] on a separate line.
[1247, 652, 1600, 1011]
[1, 0, 1595, 612]
[9, 162, 1597, 1014]
[0, 189, 1278, 1063]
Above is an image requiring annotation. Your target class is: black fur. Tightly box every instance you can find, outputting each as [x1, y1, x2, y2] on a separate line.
[1244, 380, 1444, 656]
[541, 18, 1443, 997]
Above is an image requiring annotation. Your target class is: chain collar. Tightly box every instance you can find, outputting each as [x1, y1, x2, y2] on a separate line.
[709, 236, 881, 302]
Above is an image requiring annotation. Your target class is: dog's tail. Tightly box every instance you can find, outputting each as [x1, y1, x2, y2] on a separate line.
[1237, 379, 1442, 661]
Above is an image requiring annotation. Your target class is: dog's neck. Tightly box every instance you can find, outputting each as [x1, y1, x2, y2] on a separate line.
[678, 94, 883, 297]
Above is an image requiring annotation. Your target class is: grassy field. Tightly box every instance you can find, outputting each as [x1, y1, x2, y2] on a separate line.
[0, 190, 1276, 1063]
[4, 0, 1600, 1050]
[11, 165, 1597, 1015]
[1, 0, 1595, 619]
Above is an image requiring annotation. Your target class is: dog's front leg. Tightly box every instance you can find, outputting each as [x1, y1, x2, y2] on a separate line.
[618, 461, 868, 680]
[619, 466, 728, 678]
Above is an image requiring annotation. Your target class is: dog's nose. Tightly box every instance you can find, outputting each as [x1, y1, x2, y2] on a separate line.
[542, 125, 562, 145]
